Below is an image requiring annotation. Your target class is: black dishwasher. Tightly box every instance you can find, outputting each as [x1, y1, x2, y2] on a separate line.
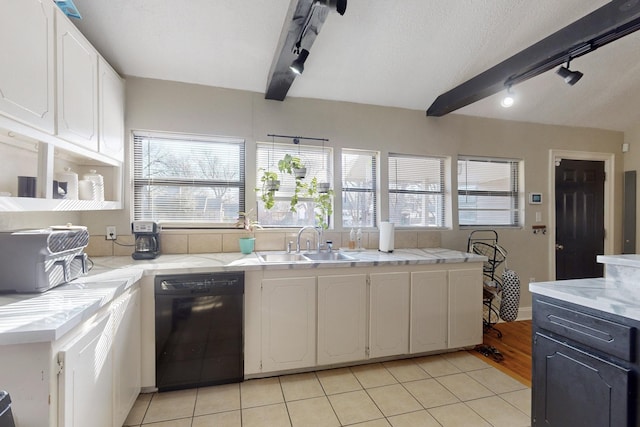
[155, 272, 244, 392]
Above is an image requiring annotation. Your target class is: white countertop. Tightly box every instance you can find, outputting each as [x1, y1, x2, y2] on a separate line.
[530, 254, 640, 321]
[0, 248, 485, 346]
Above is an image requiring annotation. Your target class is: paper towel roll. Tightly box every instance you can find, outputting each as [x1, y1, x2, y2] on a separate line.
[379, 221, 395, 252]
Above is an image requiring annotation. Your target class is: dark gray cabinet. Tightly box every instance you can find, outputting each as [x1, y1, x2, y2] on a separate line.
[532, 295, 639, 427]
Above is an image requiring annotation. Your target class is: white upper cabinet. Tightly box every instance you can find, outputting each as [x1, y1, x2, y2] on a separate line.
[99, 58, 125, 162]
[56, 9, 99, 150]
[0, 0, 55, 133]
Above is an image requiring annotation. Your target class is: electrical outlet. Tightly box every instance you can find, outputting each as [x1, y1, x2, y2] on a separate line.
[529, 277, 536, 283]
[106, 226, 116, 240]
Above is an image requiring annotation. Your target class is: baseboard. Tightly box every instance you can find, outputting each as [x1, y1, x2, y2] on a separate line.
[517, 306, 532, 321]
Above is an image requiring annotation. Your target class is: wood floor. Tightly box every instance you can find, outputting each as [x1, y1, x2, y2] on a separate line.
[470, 320, 532, 387]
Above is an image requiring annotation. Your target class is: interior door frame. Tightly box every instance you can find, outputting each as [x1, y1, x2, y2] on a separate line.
[548, 149, 615, 280]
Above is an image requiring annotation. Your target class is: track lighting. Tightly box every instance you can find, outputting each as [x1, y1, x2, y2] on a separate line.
[500, 86, 515, 108]
[556, 61, 583, 85]
[290, 49, 309, 75]
[314, 0, 347, 15]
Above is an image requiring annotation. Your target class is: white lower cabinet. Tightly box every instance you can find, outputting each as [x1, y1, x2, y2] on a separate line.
[410, 270, 448, 353]
[317, 274, 367, 365]
[448, 269, 483, 348]
[249, 263, 482, 377]
[0, 284, 141, 427]
[112, 287, 141, 427]
[369, 272, 410, 358]
[261, 276, 317, 372]
[58, 313, 114, 427]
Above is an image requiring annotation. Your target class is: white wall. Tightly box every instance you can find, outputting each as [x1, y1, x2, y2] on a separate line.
[624, 124, 640, 248]
[77, 77, 624, 310]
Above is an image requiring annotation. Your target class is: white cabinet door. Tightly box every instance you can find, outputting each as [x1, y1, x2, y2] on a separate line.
[112, 287, 141, 427]
[369, 272, 410, 358]
[0, 0, 55, 133]
[448, 268, 483, 348]
[56, 9, 98, 150]
[98, 58, 124, 162]
[58, 313, 114, 427]
[261, 277, 316, 372]
[410, 270, 448, 353]
[317, 274, 367, 365]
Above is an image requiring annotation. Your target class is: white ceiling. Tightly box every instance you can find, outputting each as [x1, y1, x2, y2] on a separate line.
[70, 0, 640, 133]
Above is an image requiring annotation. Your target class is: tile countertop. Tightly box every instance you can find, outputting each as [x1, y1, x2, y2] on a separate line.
[0, 248, 485, 346]
[530, 255, 640, 322]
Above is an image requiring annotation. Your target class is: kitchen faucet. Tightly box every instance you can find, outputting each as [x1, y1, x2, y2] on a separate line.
[296, 225, 323, 253]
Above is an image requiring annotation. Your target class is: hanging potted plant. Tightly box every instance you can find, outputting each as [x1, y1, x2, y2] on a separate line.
[278, 153, 307, 179]
[307, 177, 333, 229]
[236, 209, 262, 254]
[257, 169, 279, 209]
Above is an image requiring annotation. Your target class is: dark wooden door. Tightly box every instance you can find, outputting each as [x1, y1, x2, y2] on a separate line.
[532, 332, 630, 426]
[555, 159, 605, 279]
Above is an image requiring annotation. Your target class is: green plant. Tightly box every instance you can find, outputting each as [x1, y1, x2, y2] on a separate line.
[307, 177, 333, 229]
[236, 209, 262, 236]
[277, 154, 308, 212]
[277, 154, 305, 175]
[257, 169, 279, 209]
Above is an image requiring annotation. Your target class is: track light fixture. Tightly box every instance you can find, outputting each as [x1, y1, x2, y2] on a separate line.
[314, 0, 347, 15]
[290, 49, 309, 75]
[556, 60, 583, 86]
[500, 86, 515, 108]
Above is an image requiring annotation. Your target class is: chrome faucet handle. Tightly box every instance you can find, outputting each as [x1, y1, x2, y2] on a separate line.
[326, 240, 333, 252]
[287, 241, 292, 253]
[306, 239, 311, 252]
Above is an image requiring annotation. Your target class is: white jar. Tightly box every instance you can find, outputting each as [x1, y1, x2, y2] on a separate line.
[78, 179, 96, 200]
[82, 169, 104, 201]
[58, 167, 78, 200]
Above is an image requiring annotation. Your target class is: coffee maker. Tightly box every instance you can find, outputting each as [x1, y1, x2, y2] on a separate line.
[132, 221, 160, 260]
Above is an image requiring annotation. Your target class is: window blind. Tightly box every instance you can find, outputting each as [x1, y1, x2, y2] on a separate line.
[388, 153, 446, 227]
[457, 156, 520, 226]
[133, 132, 245, 224]
[342, 149, 377, 228]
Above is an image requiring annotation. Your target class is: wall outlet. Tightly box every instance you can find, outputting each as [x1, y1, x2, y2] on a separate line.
[106, 226, 116, 240]
[529, 277, 536, 283]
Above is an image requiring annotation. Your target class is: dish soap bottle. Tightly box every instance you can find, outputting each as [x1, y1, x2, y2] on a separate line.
[356, 228, 362, 249]
[349, 228, 356, 249]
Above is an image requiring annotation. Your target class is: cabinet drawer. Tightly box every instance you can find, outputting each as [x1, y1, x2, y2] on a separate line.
[534, 297, 635, 362]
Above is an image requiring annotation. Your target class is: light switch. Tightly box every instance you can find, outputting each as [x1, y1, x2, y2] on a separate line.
[535, 212, 542, 222]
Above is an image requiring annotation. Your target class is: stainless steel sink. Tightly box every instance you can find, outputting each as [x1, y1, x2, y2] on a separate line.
[303, 252, 354, 261]
[258, 253, 310, 263]
[257, 251, 355, 263]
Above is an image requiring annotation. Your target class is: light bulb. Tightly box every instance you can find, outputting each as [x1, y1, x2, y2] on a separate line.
[501, 94, 514, 108]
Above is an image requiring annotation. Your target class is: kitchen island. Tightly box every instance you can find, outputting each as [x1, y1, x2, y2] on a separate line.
[529, 254, 640, 427]
[0, 248, 485, 427]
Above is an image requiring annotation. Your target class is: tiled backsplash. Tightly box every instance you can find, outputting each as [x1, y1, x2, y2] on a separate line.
[85, 229, 442, 257]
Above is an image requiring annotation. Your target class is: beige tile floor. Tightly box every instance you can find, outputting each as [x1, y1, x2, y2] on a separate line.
[124, 351, 531, 427]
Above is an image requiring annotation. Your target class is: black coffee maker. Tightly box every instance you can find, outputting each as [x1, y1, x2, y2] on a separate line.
[132, 221, 160, 260]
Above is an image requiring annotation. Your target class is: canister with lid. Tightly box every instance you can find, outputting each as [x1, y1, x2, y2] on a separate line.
[82, 169, 104, 201]
[58, 167, 78, 200]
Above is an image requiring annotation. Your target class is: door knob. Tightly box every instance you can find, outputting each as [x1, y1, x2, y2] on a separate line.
[555, 244, 564, 251]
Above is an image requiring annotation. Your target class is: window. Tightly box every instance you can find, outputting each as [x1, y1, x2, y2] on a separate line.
[388, 154, 445, 227]
[133, 132, 244, 224]
[256, 142, 332, 227]
[342, 149, 377, 228]
[457, 156, 521, 226]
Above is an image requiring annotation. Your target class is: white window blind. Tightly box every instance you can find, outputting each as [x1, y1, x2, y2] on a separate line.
[458, 156, 520, 226]
[388, 154, 445, 227]
[256, 142, 332, 227]
[133, 132, 245, 224]
[342, 149, 377, 228]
